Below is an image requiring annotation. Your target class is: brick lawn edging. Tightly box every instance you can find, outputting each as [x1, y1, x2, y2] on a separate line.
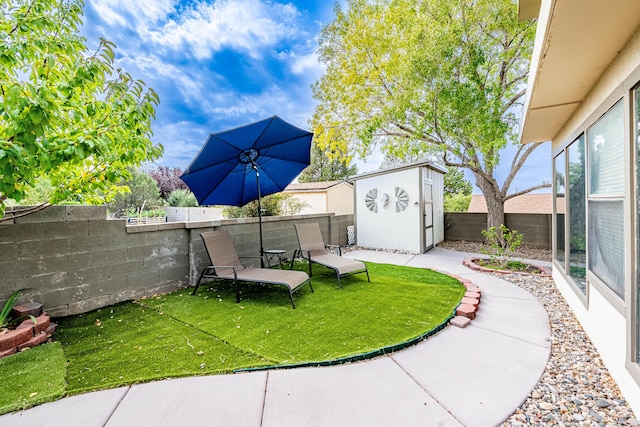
[0, 303, 57, 359]
[463, 258, 552, 277]
[439, 272, 482, 328]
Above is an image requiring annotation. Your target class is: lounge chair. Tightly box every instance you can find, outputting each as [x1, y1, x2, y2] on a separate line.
[192, 230, 313, 308]
[291, 223, 370, 288]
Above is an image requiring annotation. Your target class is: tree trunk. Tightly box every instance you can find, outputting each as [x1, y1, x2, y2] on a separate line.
[473, 174, 506, 232]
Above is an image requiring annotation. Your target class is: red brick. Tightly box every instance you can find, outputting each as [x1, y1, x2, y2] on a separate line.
[461, 297, 479, 308]
[46, 322, 57, 335]
[16, 318, 36, 330]
[456, 303, 476, 320]
[0, 347, 17, 359]
[465, 291, 481, 300]
[0, 327, 33, 352]
[18, 333, 48, 351]
[11, 302, 42, 318]
[33, 314, 50, 334]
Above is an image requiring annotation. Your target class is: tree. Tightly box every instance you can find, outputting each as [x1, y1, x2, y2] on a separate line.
[167, 189, 198, 207]
[311, 0, 548, 231]
[444, 167, 472, 212]
[0, 0, 162, 220]
[298, 141, 358, 183]
[107, 168, 163, 216]
[147, 166, 187, 200]
[223, 193, 306, 218]
[444, 168, 472, 196]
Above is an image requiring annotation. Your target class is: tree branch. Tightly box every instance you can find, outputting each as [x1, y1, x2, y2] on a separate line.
[502, 142, 546, 195]
[504, 183, 552, 201]
[501, 88, 526, 115]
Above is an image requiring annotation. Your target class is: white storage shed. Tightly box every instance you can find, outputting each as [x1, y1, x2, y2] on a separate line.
[351, 161, 446, 253]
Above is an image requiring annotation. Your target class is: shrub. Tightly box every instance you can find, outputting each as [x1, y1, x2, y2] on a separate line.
[481, 225, 523, 268]
[168, 189, 198, 207]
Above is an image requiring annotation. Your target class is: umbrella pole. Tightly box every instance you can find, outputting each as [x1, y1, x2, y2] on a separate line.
[252, 162, 265, 266]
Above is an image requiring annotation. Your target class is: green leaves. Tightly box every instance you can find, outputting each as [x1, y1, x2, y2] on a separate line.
[312, 0, 544, 227]
[0, 0, 163, 216]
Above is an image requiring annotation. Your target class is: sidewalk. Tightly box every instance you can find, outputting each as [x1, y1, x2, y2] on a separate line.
[0, 248, 551, 427]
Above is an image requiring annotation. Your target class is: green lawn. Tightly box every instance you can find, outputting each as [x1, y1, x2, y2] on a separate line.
[0, 262, 464, 415]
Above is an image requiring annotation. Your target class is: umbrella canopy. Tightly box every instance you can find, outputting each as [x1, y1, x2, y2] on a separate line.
[180, 115, 313, 258]
[181, 115, 312, 207]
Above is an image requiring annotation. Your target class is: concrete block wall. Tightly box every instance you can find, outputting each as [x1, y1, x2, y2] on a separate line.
[0, 207, 354, 316]
[0, 206, 197, 317]
[444, 212, 551, 249]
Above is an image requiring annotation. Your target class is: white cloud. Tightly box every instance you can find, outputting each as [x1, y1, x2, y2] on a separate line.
[288, 51, 324, 77]
[147, 0, 302, 59]
[89, 0, 175, 29]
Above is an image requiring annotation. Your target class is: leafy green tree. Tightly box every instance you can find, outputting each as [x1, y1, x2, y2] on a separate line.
[444, 167, 472, 212]
[312, 0, 548, 230]
[223, 193, 305, 218]
[444, 192, 471, 212]
[107, 168, 164, 216]
[167, 189, 198, 207]
[298, 141, 357, 183]
[0, 0, 162, 220]
[444, 168, 472, 196]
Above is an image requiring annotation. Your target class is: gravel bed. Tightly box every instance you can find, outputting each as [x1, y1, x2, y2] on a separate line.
[499, 272, 639, 426]
[437, 239, 552, 263]
[438, 241, 637, 426]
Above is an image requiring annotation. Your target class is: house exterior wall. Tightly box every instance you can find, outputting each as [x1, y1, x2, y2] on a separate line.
[287, 183, 354, 216]
[326, 184, 354, 216]
[293, 192, 327, 215]
[542, 8, 640, 413]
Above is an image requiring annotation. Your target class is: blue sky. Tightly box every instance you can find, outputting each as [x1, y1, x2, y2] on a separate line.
[80, 0, 550, 194]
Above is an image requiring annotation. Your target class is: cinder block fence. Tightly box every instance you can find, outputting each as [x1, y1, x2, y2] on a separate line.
[0, 206, 549, 318]
[0, 206, 352, 317]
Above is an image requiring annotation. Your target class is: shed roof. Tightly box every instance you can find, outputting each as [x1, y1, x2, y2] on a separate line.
[519, 0, 640, 144]
[350, 160, 447, 181]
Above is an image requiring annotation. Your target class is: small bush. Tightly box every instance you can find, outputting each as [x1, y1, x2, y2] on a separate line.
[481, 225, 523, 268]
[168, 189, 198, 207]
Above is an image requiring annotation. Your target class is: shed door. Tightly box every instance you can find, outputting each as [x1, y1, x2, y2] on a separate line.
[423, 180, 434, 251]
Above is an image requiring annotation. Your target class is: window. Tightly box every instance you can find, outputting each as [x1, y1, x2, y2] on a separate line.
[588, 200, 624, 299]
[568, 136, 586, 292]
[554, 152, 566, 266]
[589, 101, 625, 196]
[587, 100, 625, 300]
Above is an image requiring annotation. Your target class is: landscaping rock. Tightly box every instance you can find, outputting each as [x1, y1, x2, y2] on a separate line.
[450, 316, 471, 328]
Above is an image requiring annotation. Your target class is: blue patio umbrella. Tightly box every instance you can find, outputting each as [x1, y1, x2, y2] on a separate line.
[180, 115, 313, 258]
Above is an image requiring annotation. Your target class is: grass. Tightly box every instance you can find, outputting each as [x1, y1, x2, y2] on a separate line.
[0, 342, 66, 414]
[0, 261, 464, 414]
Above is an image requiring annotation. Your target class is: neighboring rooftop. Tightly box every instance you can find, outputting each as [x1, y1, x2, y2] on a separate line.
[467, 194, 553, 214]
[284, 180, 350, 192]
